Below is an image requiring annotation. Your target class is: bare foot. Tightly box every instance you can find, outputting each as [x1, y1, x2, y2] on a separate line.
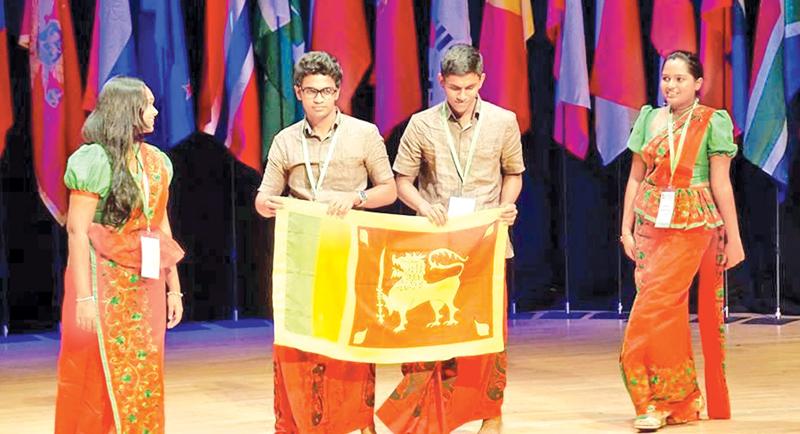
[361, 426, 376, 434]
[478, 416, 502, 433]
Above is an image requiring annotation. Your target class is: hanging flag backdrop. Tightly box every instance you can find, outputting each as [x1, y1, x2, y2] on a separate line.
[479, 0, 535, 133]
[19, 0, 84, 224]
[83, 0, 136, 112]
[547, 0, 591, 159]
[136, 0, 195, 149]
[309, 0, 371, 115]
[198, 0, 262, 171]
[253, 0, 305, 158]
[744, 0, 799, 194]
[590, 0, 647, 165]
[272, 199, 507, 364]
[427, 0, 471, 106]
[374, 0, 422, 138]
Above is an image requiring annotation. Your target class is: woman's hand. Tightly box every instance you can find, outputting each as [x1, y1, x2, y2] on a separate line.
[167, 293, 183, 329]
[621, 233, 636, 261]
[75, 298, 97, 333]
[724, 238, 745, 270]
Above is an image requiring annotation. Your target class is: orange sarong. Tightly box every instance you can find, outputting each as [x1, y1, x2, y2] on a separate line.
[55, 145, 184, 434]
[620, 105, 730, 422]
[376, 352, 506, 433]
[377, 285, 508, 434]
[273, 345, 376, 434]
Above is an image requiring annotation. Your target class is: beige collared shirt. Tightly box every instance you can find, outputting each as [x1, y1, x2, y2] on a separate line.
[393, 98, 525, 257]
[258, 113, 394, 201]
[393, 98, 525, 210]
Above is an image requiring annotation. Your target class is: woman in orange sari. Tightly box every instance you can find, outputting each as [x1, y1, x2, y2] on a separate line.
[55, 76, 184, 434]
[619, 51, 745, 432]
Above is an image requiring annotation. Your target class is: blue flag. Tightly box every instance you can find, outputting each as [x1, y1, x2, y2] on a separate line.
[136, 0, 195, 149]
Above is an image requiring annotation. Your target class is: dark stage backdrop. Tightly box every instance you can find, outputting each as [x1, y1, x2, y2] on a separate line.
[1, 0, 798, 332]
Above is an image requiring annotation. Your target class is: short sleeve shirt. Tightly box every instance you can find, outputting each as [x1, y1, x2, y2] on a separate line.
[258, 112, 394, 203]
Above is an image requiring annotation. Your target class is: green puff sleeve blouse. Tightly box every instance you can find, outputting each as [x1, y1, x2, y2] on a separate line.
[63, 143, 173, 223]
[626, 105, 738, 185]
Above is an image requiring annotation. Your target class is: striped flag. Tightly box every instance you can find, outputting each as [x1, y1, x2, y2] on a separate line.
[427, 0, 471, 106]
[374, 0, 422, 138]
[198, 0, 262, 171]
[253, 0, 305, 158]
[731, 0, 749, 133]
[0, 1, 12, 157]
[651, 0, 696, 106]
[19, 0, 84, 224]
[744, 0, 800, 189]
[272, 198, 507, 363]
[310, 0, 371, 115]
[479, 0, 534, 133]
[590, 0, 647, 165]
[136, 0, 196, 149]
[547, 0, 590, 158]
[83, 0, 137, 112]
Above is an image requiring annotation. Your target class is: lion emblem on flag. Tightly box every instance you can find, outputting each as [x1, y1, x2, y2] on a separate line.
[376, 248, 468, 333]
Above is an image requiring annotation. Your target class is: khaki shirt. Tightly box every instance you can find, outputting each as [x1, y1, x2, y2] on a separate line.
[259, 113, 394, 202]
[393, 98, 525, 257]
[393, 98, 525, 210]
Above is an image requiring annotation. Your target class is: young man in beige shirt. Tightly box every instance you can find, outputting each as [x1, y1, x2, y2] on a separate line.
[377, 44, 524, 434]
[255, 51, 396, 434]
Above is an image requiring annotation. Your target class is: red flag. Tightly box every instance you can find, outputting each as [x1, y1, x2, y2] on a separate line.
[651, 0, 697, 56]
[590, 0, 647, 164]
[0, 2, 12, 157]
[479, 0, 535, 133]
[374, 0, 422, 138]
[19, 0, 84, 224]
[699, 0, 735, 129]
[310, 0, 372, 114]
[197, 0, 262, 171]
[546, 0, 591, 159]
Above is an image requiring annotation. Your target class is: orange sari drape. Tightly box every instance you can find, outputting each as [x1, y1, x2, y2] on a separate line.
[55, 145, 184, 434]
[620, 105, 730, 423]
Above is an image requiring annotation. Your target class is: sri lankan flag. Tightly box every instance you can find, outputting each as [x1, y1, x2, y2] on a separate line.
[272, 199, 507, 364]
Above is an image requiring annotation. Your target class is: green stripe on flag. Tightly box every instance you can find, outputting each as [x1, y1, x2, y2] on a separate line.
[744, 45, 786, 168]
[284, 212, 321, 335]
[253, 0, 305, 162]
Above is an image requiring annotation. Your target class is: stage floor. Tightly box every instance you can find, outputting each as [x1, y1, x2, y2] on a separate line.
[2, 313, 799, 433]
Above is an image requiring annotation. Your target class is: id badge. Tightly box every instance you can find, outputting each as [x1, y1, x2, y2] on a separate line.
[140, 235, 161, 279]
[448, 196, 476, 217]
[654, 190, 676, 228]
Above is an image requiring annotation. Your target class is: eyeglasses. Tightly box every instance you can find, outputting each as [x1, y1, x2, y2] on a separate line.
[300, 87, 338, 99]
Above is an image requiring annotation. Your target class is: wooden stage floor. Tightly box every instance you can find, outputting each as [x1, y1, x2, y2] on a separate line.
[2, 313, 799, 433]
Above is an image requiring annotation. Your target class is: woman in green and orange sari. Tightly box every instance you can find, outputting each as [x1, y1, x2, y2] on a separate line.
[619, 51, 745, 432]
[55, 77, 184, 434]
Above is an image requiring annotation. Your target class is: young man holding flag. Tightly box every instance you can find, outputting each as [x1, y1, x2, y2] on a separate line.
[378, 44, 524, 434]
[255, 51, 396, 434]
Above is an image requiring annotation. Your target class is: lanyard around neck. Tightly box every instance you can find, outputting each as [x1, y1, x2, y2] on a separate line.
[441, 102, 483, 187]
[666, 99, 698, 186]
[301, 117, 340, 201]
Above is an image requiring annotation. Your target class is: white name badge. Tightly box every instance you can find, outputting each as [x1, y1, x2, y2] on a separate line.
[448, 196, 476, 217]
[140, 235, 161, 279]
[654, 191, 676, 228]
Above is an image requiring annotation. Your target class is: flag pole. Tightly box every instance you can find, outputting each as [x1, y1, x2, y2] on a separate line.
[230, 157, 239, 321]
[722, 11, 730, 321]
[616, 157, 623, 316]
[561, 104, 571, 314]
[774, 187, 781, 320]
[0, 171, 7, 337]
